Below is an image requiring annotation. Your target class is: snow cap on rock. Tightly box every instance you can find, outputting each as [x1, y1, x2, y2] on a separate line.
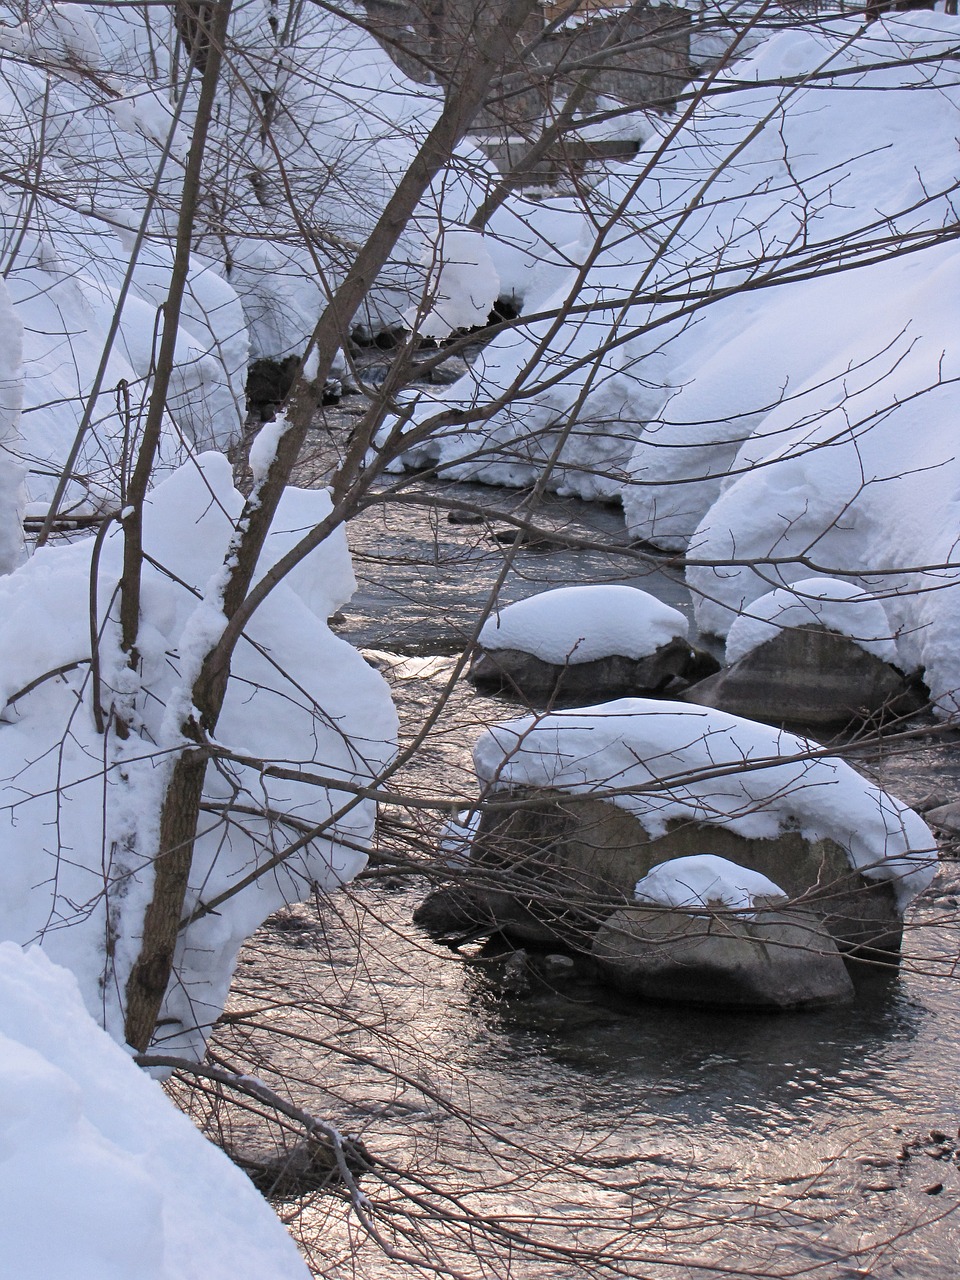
[724, 578, 898, 666]
[474, 698, 936, 911]
[478, 584, 688, 665]
[634, 854, 788, 915]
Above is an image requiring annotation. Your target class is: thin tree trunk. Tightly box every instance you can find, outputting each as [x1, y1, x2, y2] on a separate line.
[123, 0, 538, 1052]
[118, 0, 234, 663]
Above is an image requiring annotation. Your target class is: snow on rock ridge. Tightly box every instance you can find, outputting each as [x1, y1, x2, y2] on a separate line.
[474, 698, 935, 911]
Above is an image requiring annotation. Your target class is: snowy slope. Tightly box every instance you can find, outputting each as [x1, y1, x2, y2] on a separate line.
[0, 942, 311, 1280]
[0, 452, 397, 1058]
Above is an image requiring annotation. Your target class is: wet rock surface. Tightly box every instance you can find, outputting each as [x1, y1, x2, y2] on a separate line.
[466, 636, 706, 705]
[682, 625, 927, 728]
[592, 903, 855, 1009]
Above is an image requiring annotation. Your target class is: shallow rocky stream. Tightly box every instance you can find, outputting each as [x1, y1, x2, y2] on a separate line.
[205, 428, 960, 1279]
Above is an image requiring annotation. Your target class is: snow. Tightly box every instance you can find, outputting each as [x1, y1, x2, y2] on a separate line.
[405, 229, 501, 339]
[0, 276, 24, 573]
[0, 2, 254, 510]
[387, 14, 960, 716]
[724, 578, 899, 666]
[249, 412, 292, 486]
[0, 942, 310, 1280]
[633, 854, 788, 915]
[478, 584, 688, 663]
[0, 453, 397, 1058]
[473, 698, 936, 910]
[0, 0, 498, 506]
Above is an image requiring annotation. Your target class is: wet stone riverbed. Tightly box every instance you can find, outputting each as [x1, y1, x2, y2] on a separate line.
[204, 437, 960, 1279]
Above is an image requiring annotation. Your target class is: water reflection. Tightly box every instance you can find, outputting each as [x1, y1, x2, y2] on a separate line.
[224, 474, 960, 1277]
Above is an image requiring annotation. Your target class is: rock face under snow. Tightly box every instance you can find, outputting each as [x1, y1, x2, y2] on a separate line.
[468, 585, 708, 704]
[469, 788, 909, 955]
[468, 636, 700, 705]
[683, 625, 924, 728]
[470, 700, 936, 955]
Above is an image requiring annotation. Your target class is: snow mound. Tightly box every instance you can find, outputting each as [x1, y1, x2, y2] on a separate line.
[473, 699, 935, 910]
[405, 228, 500, 339]
[634, 854, 787, 916]
[724, 578, 899, 666]
[478, 585, 688, 663]
[0, 942, 310, 1280]
[0, 453, 397, 1057]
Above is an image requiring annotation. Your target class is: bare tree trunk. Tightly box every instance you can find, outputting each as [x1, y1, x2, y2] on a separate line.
[118, 0, 234, 664]
[123, 0, 539, 1052]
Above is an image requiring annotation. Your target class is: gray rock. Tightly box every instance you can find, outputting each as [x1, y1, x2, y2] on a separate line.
[429, 355, 470, 385]
[470, 789, 904, 955]
[413, 884, 491, 938]
[682, 625, 926, 728]
[592, 904, 855, 1009]
[924, 801, 960, 834]
[467, 636, 711, 706]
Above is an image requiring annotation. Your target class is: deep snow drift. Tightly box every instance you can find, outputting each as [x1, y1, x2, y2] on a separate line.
[0, 942, 311, 1280]
[0, 450, 397, 1059]
[390, 14, 960, 716]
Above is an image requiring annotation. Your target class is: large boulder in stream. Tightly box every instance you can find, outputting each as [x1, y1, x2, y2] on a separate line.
[683, 625, 924, 727]
[591, 856, 855, 1009]
[684, 579, 925, 728]
[469, 700, 936, 956]
[468, 585, 717, 705]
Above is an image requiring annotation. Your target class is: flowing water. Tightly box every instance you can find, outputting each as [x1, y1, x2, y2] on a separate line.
[207, 459, 960, 1279]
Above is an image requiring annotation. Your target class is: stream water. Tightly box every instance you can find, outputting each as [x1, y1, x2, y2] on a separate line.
[212, 459, 960, 1279]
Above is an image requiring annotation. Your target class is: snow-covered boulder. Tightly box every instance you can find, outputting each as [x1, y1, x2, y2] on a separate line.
[593, 856, 854, 1009]
[470, 700, 936, 953]
[682, 578, 923, 727]
[724, 579, 898, 666]
[684, 627, 924, 729]
[0, 942, 311, 1280]
[468, 585, 707, 704]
